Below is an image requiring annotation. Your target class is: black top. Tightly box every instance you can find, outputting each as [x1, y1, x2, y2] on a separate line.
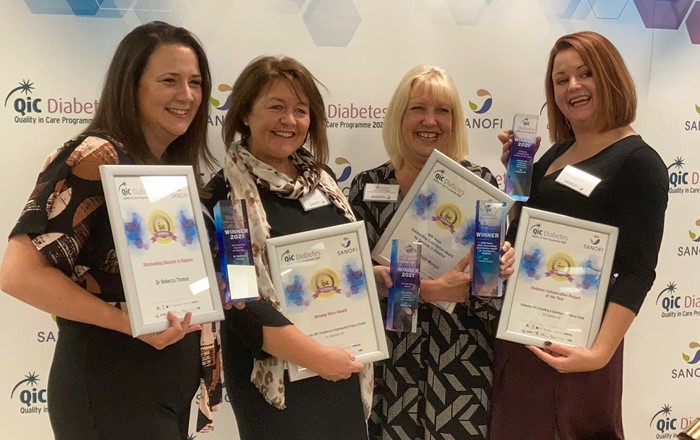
[228, 184, 349, 362]
[507, 135, 668, 314]
[203, 170, 367, 440]
[11, 133, 128, 301]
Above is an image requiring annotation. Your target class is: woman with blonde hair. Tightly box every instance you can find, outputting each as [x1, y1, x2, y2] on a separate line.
[350, 65, 514, 439]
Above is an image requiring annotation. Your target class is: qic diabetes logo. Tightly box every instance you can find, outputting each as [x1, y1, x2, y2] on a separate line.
[10, 371, 48, 415]
[649, 404, 693, 438]
[667, 156, 700, 195]
[325, 102, 387, 130]
[465, 88, 503, 130]
[649, 403, 697, 438]
[4, 79, 96, 126]
[677, 219, 700, 257]
[432, 203, 461, 233]
[670, 341, 700, 379]
[655, 281, 700, 319]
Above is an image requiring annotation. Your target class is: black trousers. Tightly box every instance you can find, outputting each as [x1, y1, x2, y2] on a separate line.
[48, 318, 201, 440]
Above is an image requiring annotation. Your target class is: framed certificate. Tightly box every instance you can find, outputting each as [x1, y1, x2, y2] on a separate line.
[372, 149, 514, 313]
[266, 221, 389, 381]
[100, 165, 224, 337]
[496, 207, 618, 348]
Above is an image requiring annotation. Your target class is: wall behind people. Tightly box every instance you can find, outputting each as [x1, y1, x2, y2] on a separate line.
[1, 1, 698, 438]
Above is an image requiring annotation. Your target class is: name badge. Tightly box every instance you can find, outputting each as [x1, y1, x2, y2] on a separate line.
[299, 188, 331, 211]
[363, 183, 399, 202]
[555, 165, 601, 197]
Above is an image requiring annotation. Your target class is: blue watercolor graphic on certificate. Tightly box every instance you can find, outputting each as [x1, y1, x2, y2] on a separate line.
[411, 189, 437, 220]
[579, 258, 602, 291]
[177, 209, 198, 245]
[124, 212, 149, 250]
[519, 247, 544, 280]
[454, 218, 476, 248]
[284, 273, 310, 307]
[343, 263, 367, 297]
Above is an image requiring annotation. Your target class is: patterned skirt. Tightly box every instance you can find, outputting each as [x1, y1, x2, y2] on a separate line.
[369, 298, 500, 439]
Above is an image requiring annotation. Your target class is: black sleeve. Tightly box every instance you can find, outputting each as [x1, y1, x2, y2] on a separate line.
[201, 169, 293, 358]
[224, 300, 293, 360]
[606, 146, 669, 314]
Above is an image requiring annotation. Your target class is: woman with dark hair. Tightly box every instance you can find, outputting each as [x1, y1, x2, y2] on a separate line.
[202, 55, 369, 440]
[490, 31, 668, 439]
[0, 21, 221, 439]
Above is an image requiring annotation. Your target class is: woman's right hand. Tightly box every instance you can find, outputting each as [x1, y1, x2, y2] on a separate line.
[313, 346, 364, 382]
[420, 254, 471, 303]
[137, 311, 201, 350]
[498, 129, 541, 168]
[498, 130, 514, 167]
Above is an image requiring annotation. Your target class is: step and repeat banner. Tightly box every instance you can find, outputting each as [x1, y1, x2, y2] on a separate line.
[1, 1, 699, 438]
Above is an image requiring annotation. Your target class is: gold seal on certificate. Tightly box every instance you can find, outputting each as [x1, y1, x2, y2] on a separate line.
[266, 221, 389, 381]
[496, 207, 618, 348]
[372, 149, 514, 313]
[99, 165, 224, 337]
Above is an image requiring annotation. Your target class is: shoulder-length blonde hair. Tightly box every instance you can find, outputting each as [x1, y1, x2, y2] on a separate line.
[383, 65, 468, 170]
[545, 31, 636, 143]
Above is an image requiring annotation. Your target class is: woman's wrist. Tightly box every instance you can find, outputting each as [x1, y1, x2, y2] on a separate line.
[419, 279, 436, 302]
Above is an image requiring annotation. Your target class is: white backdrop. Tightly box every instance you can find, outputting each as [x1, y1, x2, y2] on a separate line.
[1, 1, 699, 438]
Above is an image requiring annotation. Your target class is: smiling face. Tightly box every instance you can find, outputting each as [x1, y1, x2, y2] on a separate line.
[400, 87, 453, 166]
[138, 44, 202, 157]
[245, 79, 310, 170]
[551, 48, 598, 133]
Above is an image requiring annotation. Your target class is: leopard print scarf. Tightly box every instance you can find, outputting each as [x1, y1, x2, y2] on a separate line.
[222, 142, 373, 417]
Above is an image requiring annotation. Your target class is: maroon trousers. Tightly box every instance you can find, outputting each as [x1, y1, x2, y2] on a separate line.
[490, 339, 625, 440]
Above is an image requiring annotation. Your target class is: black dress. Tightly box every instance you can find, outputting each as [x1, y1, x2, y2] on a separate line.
[11, 134, 208, 440]
[490, 135, 668, 440]
[204, 172, 368, 440]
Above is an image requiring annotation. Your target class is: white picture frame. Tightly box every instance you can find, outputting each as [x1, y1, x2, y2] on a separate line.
[99, 165, 224, 336]
[266, 221, 389, 381]
[496, 207, 618, 348]
[372, 149, 514, 313]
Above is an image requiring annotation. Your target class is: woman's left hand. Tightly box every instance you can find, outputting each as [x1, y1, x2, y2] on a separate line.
[500, 241, 515, 279]
[526, 342, 608, 373]
[527, 303, 634, 373]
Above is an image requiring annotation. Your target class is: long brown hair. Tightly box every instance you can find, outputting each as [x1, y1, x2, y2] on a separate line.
[87, 21, 216, 187]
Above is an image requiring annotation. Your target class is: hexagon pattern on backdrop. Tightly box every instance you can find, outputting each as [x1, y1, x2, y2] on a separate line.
[634, 0, 693, 29]
[589, 0, 630, 19]
[302, 0, 361, 47]
[22, 0, 184, 22]
[447, 0, 493, 26]
[686, 1, 700, 43]
[19, 0, 700, 49]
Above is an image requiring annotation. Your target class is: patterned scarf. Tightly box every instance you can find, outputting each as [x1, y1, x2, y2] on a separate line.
[222, 142, 374, 416]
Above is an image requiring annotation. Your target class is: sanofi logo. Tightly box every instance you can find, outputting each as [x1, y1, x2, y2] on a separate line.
[468, 89, 492, 114]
